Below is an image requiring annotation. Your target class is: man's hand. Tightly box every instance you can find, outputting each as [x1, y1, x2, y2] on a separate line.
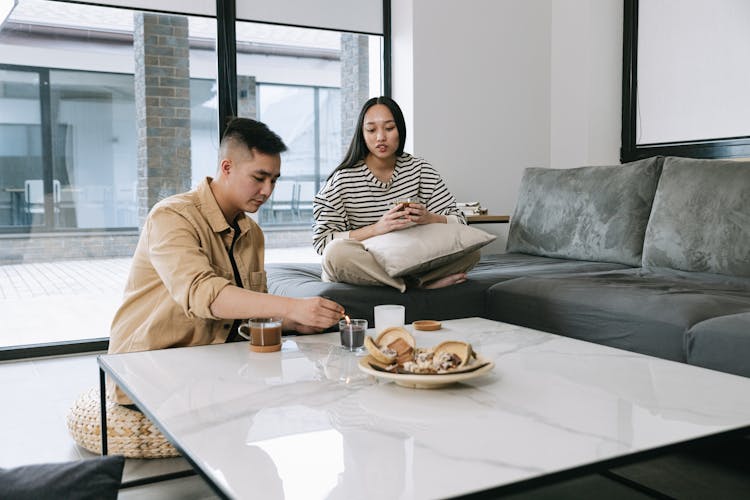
[283, 321, 324, 335]
[284, 296, 344, 334]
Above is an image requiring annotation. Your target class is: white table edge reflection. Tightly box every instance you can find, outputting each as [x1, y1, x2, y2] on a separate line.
[97, 317, 750, 500]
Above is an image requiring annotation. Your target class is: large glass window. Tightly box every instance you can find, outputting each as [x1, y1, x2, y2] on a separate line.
[0, 68, 139, 229]
[235, 20, 383, 228]
[0, 69, 41, 228]
[0, 0, 385, 353]
[0, 0, 219, 350]
[51, 70, 137, 229]
[0, 0, 219, 236]
[256, 84, 341, 226]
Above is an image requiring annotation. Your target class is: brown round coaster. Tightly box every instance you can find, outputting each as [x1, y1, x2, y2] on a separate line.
[250, 343, 282, 353]
[413, 320, 442, 331]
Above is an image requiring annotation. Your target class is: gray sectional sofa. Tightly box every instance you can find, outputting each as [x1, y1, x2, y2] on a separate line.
[267, 156, 750, 378]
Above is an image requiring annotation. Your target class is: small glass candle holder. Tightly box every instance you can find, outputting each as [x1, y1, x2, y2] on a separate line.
[339, 318, 367, 352]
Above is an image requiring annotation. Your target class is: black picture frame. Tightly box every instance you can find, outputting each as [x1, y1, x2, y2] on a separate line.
[620, 0, 750, 162]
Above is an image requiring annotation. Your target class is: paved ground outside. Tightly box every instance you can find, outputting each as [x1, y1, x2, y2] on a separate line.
[0, 246, 320, 348]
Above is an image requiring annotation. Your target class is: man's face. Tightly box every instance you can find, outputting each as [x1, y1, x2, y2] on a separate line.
[226, 147, 281, 214]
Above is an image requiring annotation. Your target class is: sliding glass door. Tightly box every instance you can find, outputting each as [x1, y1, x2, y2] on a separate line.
[0, 67, 45, 229]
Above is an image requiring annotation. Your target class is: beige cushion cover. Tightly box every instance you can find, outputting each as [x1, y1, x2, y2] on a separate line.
[362, 223, 495, 277]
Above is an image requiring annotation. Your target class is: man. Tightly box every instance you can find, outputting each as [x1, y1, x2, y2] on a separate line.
[108, 118, 343, 403]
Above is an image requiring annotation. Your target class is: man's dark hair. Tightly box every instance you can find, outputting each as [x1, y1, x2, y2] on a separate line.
[221, 117, 287, 155]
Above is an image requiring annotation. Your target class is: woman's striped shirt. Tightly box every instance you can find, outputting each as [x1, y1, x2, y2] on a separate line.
[312, 153, 465, 254]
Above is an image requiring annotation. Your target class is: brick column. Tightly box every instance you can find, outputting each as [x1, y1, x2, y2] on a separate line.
[341, 33, 370, 156]
[238, 75, 257, 119]
[134, 13, 191, 228]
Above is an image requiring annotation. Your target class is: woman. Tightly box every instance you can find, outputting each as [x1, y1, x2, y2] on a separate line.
[313, 96, 478, 292]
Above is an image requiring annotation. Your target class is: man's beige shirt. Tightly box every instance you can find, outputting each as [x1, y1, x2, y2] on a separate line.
[108, 177, 266, 402]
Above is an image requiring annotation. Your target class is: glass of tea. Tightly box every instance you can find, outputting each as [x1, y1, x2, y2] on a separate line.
[238, 317, 283, 352]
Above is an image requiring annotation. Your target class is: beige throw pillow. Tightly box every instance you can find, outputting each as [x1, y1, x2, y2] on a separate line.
[362, 223, 496, 278]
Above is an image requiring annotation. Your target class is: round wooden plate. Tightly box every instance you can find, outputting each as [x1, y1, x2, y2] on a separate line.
[358, 355, 494, 389]
[412, 320, 442, 331]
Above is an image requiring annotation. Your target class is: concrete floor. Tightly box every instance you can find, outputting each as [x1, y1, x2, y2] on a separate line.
[0, 352, 220, 498]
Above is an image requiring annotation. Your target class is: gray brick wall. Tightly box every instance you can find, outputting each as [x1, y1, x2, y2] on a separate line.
[0, 233, 138, 265]
[0, 225, 314, 264]
[134, 13, 192, 229]
[238, 75, 257, 119]
[341, 33, 370, 156]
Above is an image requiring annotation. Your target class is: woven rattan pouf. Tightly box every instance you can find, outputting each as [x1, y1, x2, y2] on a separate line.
[67, 387, 179, 459]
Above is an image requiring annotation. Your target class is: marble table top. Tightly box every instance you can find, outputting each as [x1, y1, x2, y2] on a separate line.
[99, 317, 750, 499]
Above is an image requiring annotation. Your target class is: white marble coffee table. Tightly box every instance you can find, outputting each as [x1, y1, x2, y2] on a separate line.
[98, 317, 750, 499]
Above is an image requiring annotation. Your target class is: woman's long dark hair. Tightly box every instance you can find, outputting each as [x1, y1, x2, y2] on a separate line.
[329, 96, 407, 178]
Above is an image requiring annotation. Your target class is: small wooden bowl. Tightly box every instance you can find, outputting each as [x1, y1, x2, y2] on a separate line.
[412, 320, 442, 331]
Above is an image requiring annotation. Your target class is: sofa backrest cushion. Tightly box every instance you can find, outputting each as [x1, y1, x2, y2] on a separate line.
[642, 156, 750, 277]
[506, 157, 663, 266]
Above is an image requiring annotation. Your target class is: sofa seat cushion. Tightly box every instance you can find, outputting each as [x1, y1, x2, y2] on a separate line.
[643, 156, 750, 277]
[686, 313, 750, 377]
[473, 252, 632, 277]
[266, 254, 629, 327]
[486, 267, 750, 362]
[506, 157, 663, 266]
[267, 262, 489, 326]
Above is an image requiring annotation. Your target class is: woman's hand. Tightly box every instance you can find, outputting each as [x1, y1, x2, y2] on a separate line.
[371, 203, 414, 235]
[349, 202, 444, 242]
[404, 203, 446, 225]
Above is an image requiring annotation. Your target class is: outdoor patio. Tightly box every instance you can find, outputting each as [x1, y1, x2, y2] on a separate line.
[0, 246, 320, 348]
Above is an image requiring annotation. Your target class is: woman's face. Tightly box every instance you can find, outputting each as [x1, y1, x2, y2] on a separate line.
[362, 104, 399, 161]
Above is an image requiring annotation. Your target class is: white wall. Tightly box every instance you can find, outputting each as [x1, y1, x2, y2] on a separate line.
[550, 0, 622, 169]
[392, 0, 623, 252]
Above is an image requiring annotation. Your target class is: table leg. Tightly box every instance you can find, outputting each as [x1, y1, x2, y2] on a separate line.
[99, 367, 108, 456]
[96, 364, 204, 493]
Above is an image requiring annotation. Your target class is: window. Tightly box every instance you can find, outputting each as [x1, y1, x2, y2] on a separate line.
[256, 83, 341, 226]
[0, 1, 219, 237]
[235, 21, 383, 229]
[0, 0, 387, 355]
[621, 0, 750, 160]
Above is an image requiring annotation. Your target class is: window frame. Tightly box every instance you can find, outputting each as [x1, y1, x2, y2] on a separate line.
[621, 0, 750, 162]
[0, 0, 392, 359]
[0, 63, 140, 234]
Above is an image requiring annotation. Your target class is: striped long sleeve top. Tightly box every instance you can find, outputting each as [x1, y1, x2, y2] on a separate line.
[312, 153, 465, 254]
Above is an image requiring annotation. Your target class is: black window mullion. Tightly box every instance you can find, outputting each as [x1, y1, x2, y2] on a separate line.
[383, 0, 391, 97]
[39, 68, 55, 230]
[216, 0, 237, 138]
